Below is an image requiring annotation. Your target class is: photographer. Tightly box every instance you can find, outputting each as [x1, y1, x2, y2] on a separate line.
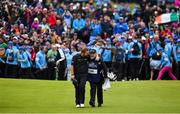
[5, 41, 19, 78]
[128, 35, 142, 80]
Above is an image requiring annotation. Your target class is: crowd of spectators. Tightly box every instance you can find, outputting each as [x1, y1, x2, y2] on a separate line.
[0, 0, 179, 81]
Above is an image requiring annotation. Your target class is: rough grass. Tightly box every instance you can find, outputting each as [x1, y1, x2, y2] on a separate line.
[0, 78, 180, 113]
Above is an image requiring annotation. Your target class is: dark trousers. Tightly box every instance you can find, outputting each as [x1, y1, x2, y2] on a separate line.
[175, 62, 180, 80]
[129, 58, 140, 80]
[112, 61, 125, 81]
[74, 74, 87, 105]
[5, 64, 19, 78]
[0, 62, 6, 78]
[19, 67, 34, 79]
[139, 59, 150, 80]
[89, 81, 103, 105]
[35, 68, 48, 79]
[124, 60, 130, 80]
[47, 62, 56, 80]
[58, 67, 66, 80]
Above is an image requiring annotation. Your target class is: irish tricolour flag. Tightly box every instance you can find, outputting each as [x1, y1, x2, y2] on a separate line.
[155, 13, 179, 24]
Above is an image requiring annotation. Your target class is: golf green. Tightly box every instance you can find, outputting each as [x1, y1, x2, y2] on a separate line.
[0, 78, 180, 113]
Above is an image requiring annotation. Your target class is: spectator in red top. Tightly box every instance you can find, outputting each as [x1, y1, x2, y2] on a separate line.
[161, 25, 173, 39]
[47, 11, 57, 28]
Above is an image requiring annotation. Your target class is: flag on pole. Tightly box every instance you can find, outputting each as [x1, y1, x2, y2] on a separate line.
[155, 13, 179, 24]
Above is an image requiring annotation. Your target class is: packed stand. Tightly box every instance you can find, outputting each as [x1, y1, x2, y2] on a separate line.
[0, 0, 179, 81]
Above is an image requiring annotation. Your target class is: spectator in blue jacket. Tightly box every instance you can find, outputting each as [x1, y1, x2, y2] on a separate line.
[164, 38, 173, 58]
[5, 41, 19, 78]
[18, 47, 33, 79]
[149, 28, 155, 36]
[173, 39, 180, 79]
[112, 38, 126, 81]
[102, 38, 112, 69]
[63, 11, 73, 28]
[147, 35, 162, 58]
[92, 41, 104, 56]
[113, 17, 129, 34]
[64, 48, 72, 81]
[73, 14, 85, 36]
[35, 46, 48, 79]
[89, 18, 102, 43]
[128, 37, 142, 80]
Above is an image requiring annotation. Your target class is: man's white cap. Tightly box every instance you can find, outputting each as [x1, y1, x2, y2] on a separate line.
[103, 8, 107, 12]
[13, 36, 18, 40]
[150, 35, 153, 39]
[128, 36, 132, 39]
[76, 3, 80, 6]
[73, 5, 77, 10]
[43, 8, 47, 11]
[114, 5, 117, 8]
[55, 44, 61, 48]
[34, 18, 39, 21]
[52, 44, 56, 48]
[104, 3, 107, 7]
[141, 36, 146, 40]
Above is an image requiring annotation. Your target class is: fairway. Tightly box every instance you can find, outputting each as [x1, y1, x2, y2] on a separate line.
[0, 78, 180, 113]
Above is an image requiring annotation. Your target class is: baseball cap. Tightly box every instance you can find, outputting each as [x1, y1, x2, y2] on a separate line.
[177, 39, 180, 43]
[119, 17, 124, 20]
[13, 37, 18, 40]
[89, 49, 96, 54]
[118, 38, 124, 42]
[128, 36, 132, 39]
[34, 18, 39, 21]
[8, 41, 13, 45]
[164, 38, 170, 43]
[141, 36, 146, 41]
[55, 44, 61, 48]
[150, 35, 153, 39]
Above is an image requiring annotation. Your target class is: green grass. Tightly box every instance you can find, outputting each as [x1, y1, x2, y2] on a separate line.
[0, 78, 180, 113]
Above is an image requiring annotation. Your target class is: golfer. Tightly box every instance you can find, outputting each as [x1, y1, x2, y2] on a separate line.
[71, 42, 89, 108]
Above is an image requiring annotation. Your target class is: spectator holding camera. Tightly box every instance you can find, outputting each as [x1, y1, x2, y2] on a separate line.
[17, 46, 33, 79]
[147, 35, 162, 80]
[5, 40, 19, 78]
[128, 35, 142, 80]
